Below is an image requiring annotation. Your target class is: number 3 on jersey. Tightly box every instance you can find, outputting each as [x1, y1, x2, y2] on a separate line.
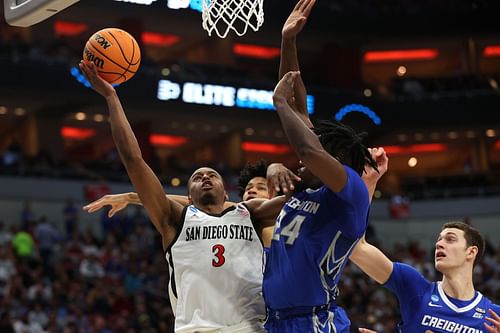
[212, 244, 225, 267]
[273, 215, 306, 245]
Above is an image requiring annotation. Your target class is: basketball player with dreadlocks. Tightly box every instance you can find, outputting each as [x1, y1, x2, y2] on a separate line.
[267, 68, 378, 332]
[266, 0, 348, 331]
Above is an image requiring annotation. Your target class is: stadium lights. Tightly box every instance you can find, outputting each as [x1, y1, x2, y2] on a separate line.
[142, 32, 180, 47]
[149, 134, 188, 147]
[233, 44, 280, 60]
[61, 127, 96, 140]
[483, 45, 500, 57]
[241, 142, 291, 154]
[54, 20, 87, 36]
[384, 144, 448, 155]
[363, 49, 439, 62]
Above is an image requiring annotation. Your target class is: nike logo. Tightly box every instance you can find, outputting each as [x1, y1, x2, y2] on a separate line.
[428, 302, 442, 308]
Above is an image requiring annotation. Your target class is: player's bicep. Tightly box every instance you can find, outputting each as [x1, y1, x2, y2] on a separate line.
[125, 160, 183, 236]
[350, 237, 394, 284]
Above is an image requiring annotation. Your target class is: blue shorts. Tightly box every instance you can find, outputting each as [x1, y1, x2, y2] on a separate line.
[265, 305, 350, 333]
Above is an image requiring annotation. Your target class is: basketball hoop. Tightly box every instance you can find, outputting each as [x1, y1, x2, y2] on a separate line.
[202, 0, 264, 38]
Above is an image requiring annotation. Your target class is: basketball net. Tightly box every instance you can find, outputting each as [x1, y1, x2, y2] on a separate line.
[202, 0, 264, 38]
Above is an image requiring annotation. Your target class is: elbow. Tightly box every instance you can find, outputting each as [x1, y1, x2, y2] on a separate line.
[295, 145, 323, 162]
[121, 152, 143, 166]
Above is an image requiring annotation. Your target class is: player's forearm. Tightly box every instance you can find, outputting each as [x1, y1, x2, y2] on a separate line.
[350, 238, 393, 285]
[280, 38, 300, 78]
[126, 192, 143, 205]
[105, 93, 143, 164]
[363, 178, 378, 203]
[273, 99, 323, 160]
[280, 38, 310, 124]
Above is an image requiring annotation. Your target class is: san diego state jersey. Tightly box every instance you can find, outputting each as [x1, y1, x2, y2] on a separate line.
[166, 204, 266, 333]
[385, 262, 500, 333]
[263, 165, 370, 310]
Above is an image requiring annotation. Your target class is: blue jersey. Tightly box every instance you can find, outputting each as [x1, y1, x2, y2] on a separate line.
[263, 165, 370, 310]
[385, 262, 500, 333]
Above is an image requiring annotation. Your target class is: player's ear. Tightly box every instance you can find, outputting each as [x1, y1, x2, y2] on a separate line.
[224, 191, 229, 201]
[467, 245, 478, 262]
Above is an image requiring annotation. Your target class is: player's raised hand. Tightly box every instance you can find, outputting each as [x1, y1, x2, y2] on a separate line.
[358, 328, 377, 333]
[267, 163, 301, 194]
[282, 0, 316, 39]
[83, 193, 130, 217]
[363, 147, 388, 182]
[273, 71, 300, 105]
[485, 309, 500, 333]
[79, 60, 116, 98]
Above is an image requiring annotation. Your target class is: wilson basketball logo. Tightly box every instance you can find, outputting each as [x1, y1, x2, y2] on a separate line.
[93, 34, 112, 49]
[83, 47, 105, 69]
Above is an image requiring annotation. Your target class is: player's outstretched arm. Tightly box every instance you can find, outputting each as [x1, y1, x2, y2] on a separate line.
[350, 236, 394, 285]
[273, 71, 347, 192]
[84, 191, 238, 217]
[279, 0, 316, 127]
[83, 193, 195, 217]
[79, 61, 183, 249]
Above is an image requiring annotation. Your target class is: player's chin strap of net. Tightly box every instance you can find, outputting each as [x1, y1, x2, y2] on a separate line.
[202, 0, 264, 38]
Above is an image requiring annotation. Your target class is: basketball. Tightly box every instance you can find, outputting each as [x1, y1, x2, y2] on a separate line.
[83, 28, 141, 84]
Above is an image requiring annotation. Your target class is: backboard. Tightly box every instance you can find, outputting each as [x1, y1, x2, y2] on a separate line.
[4, 0, 79, 27]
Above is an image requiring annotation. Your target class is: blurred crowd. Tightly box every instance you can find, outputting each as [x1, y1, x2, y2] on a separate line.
[0, 204, 499, 333]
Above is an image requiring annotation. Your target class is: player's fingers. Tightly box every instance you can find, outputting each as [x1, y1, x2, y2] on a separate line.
[270, 176, 281, 193]
[488, 309, 500, 320]
[303, 0, 316, 17]
[358, 328, 376, 333]
[296, 0, 307, 11]
[486, 315, 500, 325]
[484, 323, 494, 333]
[279, 174, 289, 193]
[283, 173, 295, 191]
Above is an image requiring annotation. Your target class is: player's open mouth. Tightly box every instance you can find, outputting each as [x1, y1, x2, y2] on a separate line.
[202, 181, 213, 190]
[435, 251, 446, 260]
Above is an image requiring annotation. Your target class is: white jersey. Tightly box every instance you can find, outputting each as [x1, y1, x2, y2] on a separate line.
[166, 204, 266, 333]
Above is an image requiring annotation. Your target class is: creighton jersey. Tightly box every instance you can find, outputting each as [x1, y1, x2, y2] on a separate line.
[166, 204, 266, 333]
[263, 165, 369, 331]
[385, 262, 500, 333]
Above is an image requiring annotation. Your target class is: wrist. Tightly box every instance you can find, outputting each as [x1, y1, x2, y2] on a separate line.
[273, 96, 288, 106]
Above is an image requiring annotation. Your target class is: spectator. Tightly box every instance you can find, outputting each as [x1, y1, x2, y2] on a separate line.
[0, 222, 13, 246]
[11, 226, 36, 259]
[35, 216, 62, 272]
[62, 198, 79, 238]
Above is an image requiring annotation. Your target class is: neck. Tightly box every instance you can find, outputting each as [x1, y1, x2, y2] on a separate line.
[440, 266, 475, 300]
[197, 202, 226, 215]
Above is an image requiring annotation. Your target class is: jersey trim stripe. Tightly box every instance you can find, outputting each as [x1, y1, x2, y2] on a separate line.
[166, 250, 177, 298]
[164, 205, 188, 299]
[437, 282, 483, 313]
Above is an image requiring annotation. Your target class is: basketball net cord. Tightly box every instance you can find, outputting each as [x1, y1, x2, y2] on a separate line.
[202, 0, 264, 38]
